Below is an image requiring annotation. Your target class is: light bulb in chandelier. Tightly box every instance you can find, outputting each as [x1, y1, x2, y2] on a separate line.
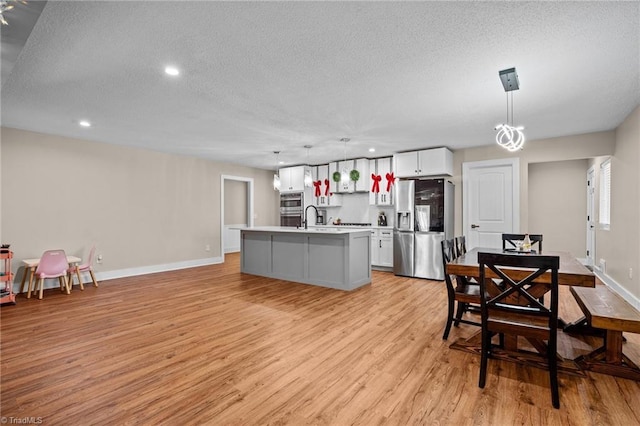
[303, 145, 313, 187]
[340, 168, 350, 183]
[495, 124, 525, 152]
[272, 151, 281, 191]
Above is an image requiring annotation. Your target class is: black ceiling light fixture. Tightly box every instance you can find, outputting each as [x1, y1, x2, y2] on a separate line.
[495, 67, 525, 151]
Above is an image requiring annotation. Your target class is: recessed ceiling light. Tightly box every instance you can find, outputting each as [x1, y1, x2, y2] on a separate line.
[79, 120, 91, 127]
[165, 66, 180, 76]
[368, 148, 376, 153]
[278, 161, 285, 165]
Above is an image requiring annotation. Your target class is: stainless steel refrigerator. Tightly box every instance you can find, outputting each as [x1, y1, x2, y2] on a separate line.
[393, 179, 454, 280]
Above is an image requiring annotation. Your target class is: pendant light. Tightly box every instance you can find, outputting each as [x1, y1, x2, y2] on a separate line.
[303, 145, 313, 187]
[273, 151, 281, 191]
[495, 67, 525, 152]
[340, 138, 350, 183]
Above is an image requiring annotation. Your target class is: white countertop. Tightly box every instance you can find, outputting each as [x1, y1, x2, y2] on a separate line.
[240, 226, 371, 235]
[310, 225, 394, 230]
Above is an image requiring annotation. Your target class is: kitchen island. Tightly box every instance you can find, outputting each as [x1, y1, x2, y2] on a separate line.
[240, 226, 371, 291]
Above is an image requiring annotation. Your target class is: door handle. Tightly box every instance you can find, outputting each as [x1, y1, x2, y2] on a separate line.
[471, 224, 480, 229]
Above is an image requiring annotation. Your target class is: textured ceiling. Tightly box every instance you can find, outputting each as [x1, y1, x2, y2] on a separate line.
[1, 1, 639, 170]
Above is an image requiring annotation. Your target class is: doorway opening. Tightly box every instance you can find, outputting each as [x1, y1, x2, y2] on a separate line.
[220, 175, 254, 260]
[586, 166, 595, 267]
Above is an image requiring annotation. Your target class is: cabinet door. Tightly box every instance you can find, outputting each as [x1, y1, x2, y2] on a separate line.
[394, 152, 419, 177]
[377, 157, 394, 205]
[337, 160, 355, 193]
[417, 148, 453, 176]
[378, 230, 394, 267]
[288, 166, 306, 191]
[315, 165, 328, 206]
[278, 166, 306, 192]
[328, 162, 340, 193]
[370, 230, 379, 265]
[353, 158, 369, 192]
[368, 159, 378, 205]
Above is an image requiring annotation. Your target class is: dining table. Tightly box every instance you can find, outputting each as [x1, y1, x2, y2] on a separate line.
[19, 255, 82, 297]
[445, 247, 596, 376]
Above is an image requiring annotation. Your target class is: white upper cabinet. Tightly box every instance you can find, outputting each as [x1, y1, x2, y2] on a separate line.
[315, 164, 342, 206]
[369, 157, 394, 205]
[337, 160, 355, 193]
[278, 165, 308, 192]
[330, 159, 370, 193]
[394, 147, 453, 178]
[353, 158, 370, 192]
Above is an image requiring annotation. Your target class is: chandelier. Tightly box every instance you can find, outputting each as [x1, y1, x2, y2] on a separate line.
[272, 151, 281, 191]
[495, 67, 525, 152]
[340, 138, 350, 183]
[0, 1, 26, 26]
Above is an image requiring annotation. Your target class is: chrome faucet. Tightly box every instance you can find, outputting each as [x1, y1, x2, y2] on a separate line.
[304, 205, 318, 230]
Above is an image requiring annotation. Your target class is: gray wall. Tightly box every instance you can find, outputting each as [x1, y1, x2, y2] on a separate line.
[597, 106, 640, 301]
[224, 180, 248, 225]
[2, 105, 638, 302]
[1, 127, 279, 276]
[528, 159, 588, 256]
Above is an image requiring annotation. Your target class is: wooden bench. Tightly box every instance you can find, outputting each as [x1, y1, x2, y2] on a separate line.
[570, 285, 640, 381]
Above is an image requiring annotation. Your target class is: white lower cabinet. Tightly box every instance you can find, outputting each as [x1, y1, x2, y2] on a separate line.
[371, 229, 393, 267]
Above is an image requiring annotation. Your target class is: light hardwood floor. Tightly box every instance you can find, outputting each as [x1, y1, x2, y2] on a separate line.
[1, 253, 639, 425]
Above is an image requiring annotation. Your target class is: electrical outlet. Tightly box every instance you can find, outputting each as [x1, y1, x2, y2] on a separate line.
[205, 244, 211, 252]
[97, 254, 103, 264]
[630, 268, 633, 279]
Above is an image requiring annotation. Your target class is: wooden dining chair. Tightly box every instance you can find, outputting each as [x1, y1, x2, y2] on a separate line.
[477, 252, 560, 409]
[502, 233, 543, 252]
[441, 239, 481, 340]
[454, 235, 468, 258]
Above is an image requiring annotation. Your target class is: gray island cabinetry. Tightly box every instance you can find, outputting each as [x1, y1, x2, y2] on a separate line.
[240, 227, 371, 291]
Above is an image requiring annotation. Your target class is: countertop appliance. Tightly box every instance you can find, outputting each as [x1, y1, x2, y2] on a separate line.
[393, 179, 454, 280]
[280, 192, 304, 227]
[316, 208, 327, 225]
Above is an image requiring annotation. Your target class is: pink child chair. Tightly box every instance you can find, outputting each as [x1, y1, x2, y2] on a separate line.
[29, 249, 71, 300]
[68, 246, 99, 291]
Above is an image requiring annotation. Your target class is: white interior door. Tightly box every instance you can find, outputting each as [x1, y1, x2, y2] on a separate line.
[463, 159, 520, 249]
[586, 167, 595, 266]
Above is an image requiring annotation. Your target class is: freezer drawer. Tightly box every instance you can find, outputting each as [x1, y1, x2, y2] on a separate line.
[393, 231, 414, 277]
[414, 232, 445, 280]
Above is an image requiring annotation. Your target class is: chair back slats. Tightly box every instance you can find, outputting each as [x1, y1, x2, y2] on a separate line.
[441, 238, 481, 339]
[478, 252, 559, 325]
[455, 235, 467, 258]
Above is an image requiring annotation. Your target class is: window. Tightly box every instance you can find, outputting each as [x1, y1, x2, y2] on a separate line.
[599, 159, 611, 230]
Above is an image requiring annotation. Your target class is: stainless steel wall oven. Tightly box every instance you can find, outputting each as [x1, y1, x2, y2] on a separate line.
[280, 192, 304, 227]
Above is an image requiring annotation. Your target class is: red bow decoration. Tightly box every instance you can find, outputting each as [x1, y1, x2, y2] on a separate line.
[371, 174, 382, 193]
[385, 172, 395, 192]
[324, 179, 330, 196]
[313, 180, 322, 197]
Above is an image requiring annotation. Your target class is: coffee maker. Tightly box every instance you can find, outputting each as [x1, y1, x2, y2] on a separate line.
[316, 209, 327, 225]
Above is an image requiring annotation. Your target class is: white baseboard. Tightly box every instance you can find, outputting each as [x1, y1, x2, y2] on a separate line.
[12, 256, 224, 293]
[594, 269, 640, 311]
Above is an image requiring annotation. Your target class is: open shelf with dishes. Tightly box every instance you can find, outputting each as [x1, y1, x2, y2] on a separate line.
[1, 248, 16, 306]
